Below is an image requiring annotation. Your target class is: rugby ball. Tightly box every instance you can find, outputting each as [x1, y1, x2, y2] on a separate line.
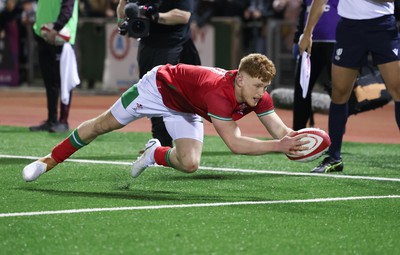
[40, 23, 71, 45]
[286, 128, 331, 162]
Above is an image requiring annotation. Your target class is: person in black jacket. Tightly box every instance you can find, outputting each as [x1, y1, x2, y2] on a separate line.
[117, 0, 201, 148]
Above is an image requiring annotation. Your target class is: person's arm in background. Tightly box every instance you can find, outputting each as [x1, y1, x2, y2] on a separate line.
[190, 0, 215, 41]
[116, 0, 127, 25]
[292, 0, 307, 59]
[191, 0, 215, 28]
[157, 9, 191, 25]
[298, 0, 327, 55]
[44, 0, 75, 45]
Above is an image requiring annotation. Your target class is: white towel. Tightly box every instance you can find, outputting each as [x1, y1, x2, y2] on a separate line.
[60, 43, 80, 105]
[300, 51, 311, 98]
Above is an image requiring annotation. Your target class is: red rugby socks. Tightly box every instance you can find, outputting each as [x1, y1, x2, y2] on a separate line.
[154, 146, 172, 167]
[51, 129, 87, 163]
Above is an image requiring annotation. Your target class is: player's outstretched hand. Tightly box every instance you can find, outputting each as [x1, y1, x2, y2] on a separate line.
[278, 133, 310, 155]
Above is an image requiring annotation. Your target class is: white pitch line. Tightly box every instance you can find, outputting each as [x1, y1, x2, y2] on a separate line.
[1, 195, 399, 218]
[2, 154, 400, 182]
[0, 154, 132, 166]
[199, 166, 400, 182]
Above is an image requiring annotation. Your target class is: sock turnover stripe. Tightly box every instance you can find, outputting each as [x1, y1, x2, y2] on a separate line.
[165, 149, 172, 167]
[69, 130, 86, 149]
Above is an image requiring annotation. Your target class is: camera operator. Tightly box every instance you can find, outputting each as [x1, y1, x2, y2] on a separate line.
[117, 0, 200, 148]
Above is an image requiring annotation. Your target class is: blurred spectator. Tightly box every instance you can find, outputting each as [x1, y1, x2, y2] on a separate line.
[272, 0, 302, 51]
[78, 0, 92, 17]
[105, 0, 118, 17]
[191, 0, 214, 37]
[0, 0, 37, 86]
[213, 0, 247, 17]
[242, 0, 270, 55]
[19, 0, 36, 85]
[0, 0, 21, 86]
[191, 0, 247, 26]
[0, 0, 19, 39]
[86, 0, 118, 17]
[20, 0, 36, 25]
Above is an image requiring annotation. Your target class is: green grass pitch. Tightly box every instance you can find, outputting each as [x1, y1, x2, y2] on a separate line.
[0, 126, 399, 254]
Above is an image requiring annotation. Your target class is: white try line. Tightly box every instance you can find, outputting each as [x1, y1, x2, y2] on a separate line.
[2, 154, 400, 182]
[1, 195, 399, 218]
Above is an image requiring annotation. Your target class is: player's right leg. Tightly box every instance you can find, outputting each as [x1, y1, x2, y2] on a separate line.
[132, 112, 204, 178]
[131, 137, 203, 178]
[22, 110, 125, 182]
[166, 138, 203, 173]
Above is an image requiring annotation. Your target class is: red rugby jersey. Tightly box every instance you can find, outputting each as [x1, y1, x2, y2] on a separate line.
[155, 64, 275, 122]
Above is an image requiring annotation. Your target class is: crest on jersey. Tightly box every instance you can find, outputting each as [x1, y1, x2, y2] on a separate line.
[236, 103, 247, 115]
[335, 48, 343, 61]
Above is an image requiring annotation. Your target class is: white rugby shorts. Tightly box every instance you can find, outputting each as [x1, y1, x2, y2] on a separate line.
[110, 66, 204, 142]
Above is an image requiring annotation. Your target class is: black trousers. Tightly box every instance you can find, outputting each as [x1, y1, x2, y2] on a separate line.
[293, 42, 334, 130]
[35, 34, 72, 124]
[138, 39, 201, 147]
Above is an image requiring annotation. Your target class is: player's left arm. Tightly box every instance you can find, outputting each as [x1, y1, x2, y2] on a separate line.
[258, 111, 295, 139]
[211, 116, 305, 155]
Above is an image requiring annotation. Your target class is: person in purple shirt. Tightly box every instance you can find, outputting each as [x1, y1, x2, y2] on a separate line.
[292, 0, 339, 130]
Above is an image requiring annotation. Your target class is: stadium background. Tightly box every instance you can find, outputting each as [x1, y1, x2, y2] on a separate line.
[0, 16, 398, 144]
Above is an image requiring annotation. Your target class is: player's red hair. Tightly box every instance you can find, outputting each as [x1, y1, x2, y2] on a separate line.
[238, 53, 276, 83]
